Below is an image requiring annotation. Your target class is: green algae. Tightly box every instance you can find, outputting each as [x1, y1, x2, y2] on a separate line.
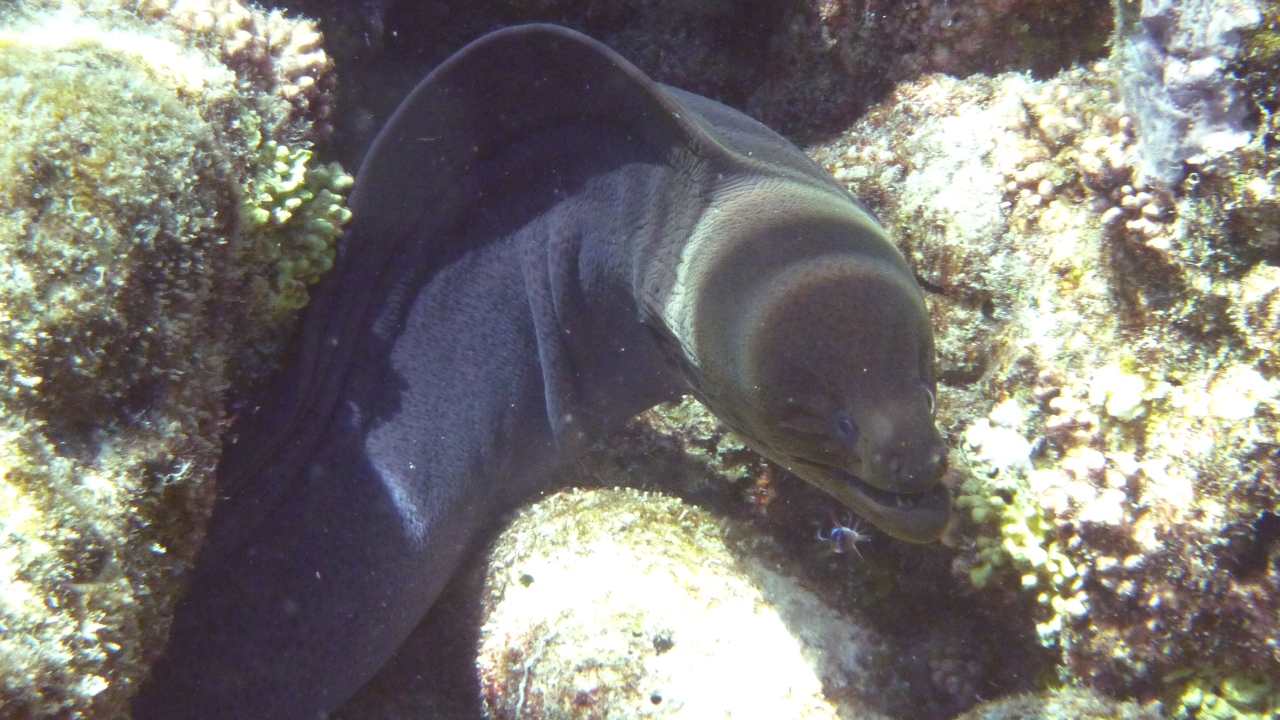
[0, 36, 227, 440]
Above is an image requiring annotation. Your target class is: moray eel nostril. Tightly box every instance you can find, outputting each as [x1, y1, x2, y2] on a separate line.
[134, 23, 951, 720]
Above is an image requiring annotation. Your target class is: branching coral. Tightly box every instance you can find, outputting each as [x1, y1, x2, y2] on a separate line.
[241, 141, 352, 322]
[136, 0, 334, 140]
[955, 402, 1087, 646]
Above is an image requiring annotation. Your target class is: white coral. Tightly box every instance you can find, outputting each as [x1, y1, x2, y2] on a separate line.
[1118, 0, 1263, 186]
[125, 0, 332, 136]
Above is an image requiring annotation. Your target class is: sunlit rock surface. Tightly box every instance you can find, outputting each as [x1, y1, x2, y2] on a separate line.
[476, 488, 894, 720]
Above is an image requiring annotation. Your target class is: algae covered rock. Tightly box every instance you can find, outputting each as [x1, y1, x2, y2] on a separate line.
[476, 488, 894, 720]
[0, 0, 349, 715]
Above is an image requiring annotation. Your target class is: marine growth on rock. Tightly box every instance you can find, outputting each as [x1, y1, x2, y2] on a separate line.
[0, 0, 349, 716]
[4, 0, 1279, 716]
[818, 14, 1280, 710]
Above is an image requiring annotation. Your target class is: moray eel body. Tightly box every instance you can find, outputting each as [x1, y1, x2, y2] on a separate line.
[133, 24, 948, 719]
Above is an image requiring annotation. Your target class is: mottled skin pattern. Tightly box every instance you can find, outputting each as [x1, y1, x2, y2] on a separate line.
[133, 25, 949, 720]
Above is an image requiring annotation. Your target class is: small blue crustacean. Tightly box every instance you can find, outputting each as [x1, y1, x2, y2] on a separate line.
[818, 511, 872, 561]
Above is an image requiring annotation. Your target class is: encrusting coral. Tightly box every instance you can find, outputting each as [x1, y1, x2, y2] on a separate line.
[0, 0, 349, 716]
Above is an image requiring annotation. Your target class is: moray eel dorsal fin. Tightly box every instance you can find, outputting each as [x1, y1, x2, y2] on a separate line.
[134, 24, 950, 720]
[350, 24, 702, 244]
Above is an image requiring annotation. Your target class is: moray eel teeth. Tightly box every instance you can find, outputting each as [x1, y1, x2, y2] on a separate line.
[789, 458, 952, 543]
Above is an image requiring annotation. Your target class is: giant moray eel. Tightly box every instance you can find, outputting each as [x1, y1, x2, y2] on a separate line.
[133, 24, 950, 719]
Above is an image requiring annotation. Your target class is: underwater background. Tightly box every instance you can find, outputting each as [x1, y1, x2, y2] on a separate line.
[0, 0, 1277, 718]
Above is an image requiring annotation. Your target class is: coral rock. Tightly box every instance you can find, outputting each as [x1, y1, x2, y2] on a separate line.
[0, 1, 348, 716]
[818, 48, 1280, 704]
[476, 488, 894, 720]
[953, 687, 1160, 720]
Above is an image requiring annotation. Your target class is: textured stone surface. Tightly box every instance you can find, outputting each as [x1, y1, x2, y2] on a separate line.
[476, 488, 894, 720]
[816, 41, 1280, 708]
[0, 1, 347, 715]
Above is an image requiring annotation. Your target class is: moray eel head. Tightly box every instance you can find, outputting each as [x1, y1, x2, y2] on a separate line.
[728, 247, 950, 543]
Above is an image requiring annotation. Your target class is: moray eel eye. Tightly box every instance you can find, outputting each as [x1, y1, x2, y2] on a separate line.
[834, 411, 857, 444]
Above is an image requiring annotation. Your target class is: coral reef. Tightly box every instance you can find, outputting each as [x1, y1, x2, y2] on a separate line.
[815, 21, 1280, 707]
[263, 0, 1115, 169]
[0, 0, 1262, 715]
[746, 0, 1114, 139]
[1171, 673, 1280, 720]
[476, 488, 895, 720]
[293, 1, 1278, 715]
[0, 1, 347, 716]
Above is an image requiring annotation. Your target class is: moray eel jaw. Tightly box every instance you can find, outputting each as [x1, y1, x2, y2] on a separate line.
[748, 259, 952, 542]
[760, 377, 952, 543]
[785, 455, 952, 543]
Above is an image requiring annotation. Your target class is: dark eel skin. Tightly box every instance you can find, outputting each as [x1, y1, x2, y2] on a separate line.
[133, 24, 950, 719]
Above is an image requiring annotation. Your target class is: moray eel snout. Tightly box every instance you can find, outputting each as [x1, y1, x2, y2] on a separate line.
[858, 390, 948, 493]
[772, 382, 951, 543]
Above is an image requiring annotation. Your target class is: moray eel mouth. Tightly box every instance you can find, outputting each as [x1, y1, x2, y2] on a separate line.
[789, 457, 952, 543]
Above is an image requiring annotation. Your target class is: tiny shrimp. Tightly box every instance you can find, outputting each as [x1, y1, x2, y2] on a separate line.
[817, 511, 871, 561]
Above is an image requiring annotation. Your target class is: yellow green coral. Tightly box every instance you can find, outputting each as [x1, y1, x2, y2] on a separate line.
[954, 450, 1084, 646]
[242, 140, 352, 321]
